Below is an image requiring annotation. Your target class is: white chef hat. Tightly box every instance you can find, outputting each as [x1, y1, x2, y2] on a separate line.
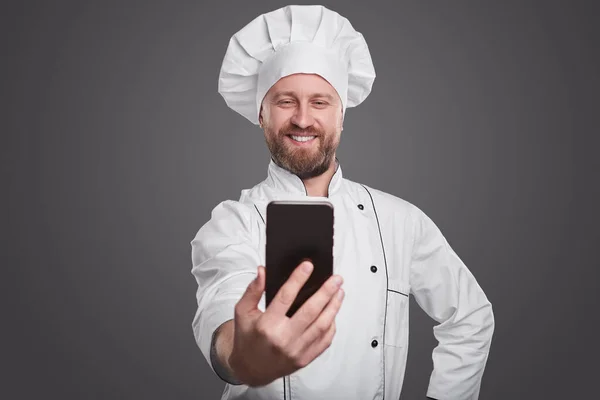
[217, 5, 376, 125]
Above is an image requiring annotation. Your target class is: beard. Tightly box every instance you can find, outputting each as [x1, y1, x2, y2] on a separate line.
[264, 121, 339, 180]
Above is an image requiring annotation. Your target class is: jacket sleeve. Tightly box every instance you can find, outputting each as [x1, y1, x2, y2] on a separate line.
[408, 205, 495, 400]
[190, 200, 262, 384]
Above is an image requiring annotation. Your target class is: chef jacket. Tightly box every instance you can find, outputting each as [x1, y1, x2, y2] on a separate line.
[191, 158, 495, 400]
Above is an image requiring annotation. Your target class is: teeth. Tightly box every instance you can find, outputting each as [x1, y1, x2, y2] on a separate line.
[291, 135, 316, 142]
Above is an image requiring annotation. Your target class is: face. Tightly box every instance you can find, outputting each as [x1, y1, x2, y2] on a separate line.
[260, 73, 343, 179]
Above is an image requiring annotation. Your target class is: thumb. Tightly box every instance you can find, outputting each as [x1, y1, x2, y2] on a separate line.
[236, 266, 265, 314]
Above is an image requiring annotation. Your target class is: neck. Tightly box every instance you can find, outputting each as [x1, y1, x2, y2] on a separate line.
[302, 157, 337, 197]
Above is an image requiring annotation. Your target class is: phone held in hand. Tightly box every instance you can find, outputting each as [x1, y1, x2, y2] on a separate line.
[265, 200, 334, 318]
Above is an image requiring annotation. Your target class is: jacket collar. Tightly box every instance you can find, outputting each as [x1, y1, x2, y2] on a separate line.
[266, 157, 343, 197]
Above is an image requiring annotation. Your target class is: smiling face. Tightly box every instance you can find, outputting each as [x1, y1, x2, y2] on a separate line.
[259, 73, 344, 179]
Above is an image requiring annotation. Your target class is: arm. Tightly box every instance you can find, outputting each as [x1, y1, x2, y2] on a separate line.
[190, 200, 260, 385]
[409, 206, 495, 400]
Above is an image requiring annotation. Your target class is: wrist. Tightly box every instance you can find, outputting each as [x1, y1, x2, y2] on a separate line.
[211, 320, 242, 385]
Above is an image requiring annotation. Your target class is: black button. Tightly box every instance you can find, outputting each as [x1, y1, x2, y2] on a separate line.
[358, 204, 364, 210]
[371, 339, 378, 348]
[370, 265, 377, 273]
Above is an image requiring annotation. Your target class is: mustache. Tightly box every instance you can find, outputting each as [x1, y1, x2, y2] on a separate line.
[279, 124, 322, 137]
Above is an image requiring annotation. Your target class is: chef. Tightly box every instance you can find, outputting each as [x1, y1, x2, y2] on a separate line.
[191, 5, 494, 400]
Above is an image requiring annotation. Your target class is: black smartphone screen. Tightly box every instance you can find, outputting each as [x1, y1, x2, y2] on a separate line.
[265, 200, 334, 318]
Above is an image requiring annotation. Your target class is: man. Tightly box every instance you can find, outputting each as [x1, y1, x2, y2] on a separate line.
[191, 5, 494, 400]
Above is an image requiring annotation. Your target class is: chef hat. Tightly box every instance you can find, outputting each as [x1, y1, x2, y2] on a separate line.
[218, 5, 376, 125]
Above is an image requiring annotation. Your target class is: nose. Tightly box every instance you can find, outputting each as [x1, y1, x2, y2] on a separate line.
[290, 103, 315, 129]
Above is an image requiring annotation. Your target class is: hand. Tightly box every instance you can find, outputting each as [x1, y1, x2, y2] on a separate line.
[229, 261, 345, 387]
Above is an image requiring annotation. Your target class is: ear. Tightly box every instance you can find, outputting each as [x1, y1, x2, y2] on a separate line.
[258, 105, 264, 127]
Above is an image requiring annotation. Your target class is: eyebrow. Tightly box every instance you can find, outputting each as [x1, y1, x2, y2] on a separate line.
[273, 91, 336, 102]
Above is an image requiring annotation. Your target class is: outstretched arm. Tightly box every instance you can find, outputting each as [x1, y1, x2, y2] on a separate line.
[190, 200, 260, 384]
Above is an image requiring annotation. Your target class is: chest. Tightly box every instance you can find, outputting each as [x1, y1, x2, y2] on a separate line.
[251, 194, 412, 293]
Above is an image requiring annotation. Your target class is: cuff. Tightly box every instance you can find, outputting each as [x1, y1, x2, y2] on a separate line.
[194, 273, 256, 384]
[210, 324, 243, 385]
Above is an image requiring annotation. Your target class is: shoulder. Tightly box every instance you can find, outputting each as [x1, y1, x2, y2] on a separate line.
[190, 199, 263, 267]
[343, 179, 419, 218]
[208, 199, 256, 224]
[192, 199, 259, 243]
[341, 179, 438, 239]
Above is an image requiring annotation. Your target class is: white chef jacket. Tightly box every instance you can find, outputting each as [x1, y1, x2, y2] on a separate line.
[191, 159, 494, 400]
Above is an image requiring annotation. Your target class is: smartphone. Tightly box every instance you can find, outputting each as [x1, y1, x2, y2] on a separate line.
[265, 200, 334, 318]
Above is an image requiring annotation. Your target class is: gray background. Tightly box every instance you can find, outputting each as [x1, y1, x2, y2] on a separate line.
[3, 0, 599, 399]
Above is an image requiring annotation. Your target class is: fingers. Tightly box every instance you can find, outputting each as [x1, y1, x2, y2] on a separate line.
[235, 266, 265, 316]
[294, 317, 338, 368]
[264, 261, 314, 318]
[289, 274, 344, 332]
[294, 287, 344, 350]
